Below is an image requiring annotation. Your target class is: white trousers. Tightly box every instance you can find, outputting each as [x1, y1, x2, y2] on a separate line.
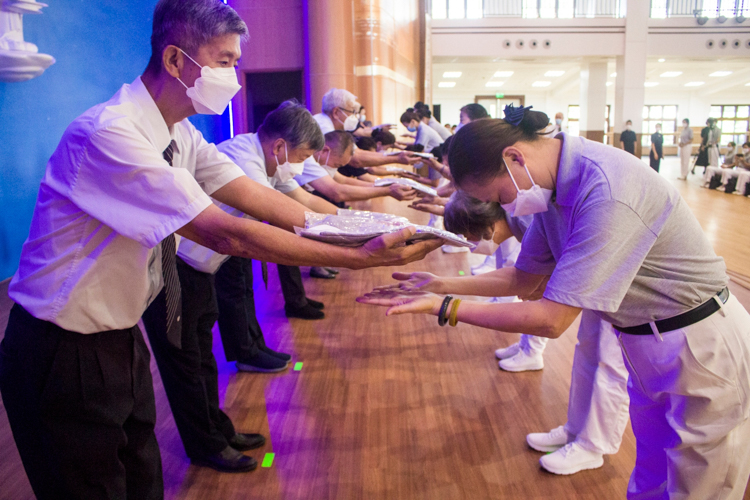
[519, 333, 549, 356]
[709, 145, 720, 167]
[703, 166, 723, 184]
[618, 295, 750, 500]
[563, 310, 630, 455]
[679, 145, 692, 178]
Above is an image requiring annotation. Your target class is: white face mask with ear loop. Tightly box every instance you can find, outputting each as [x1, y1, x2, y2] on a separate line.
[470, 233, 501, 256]
[336, 108, 360, 132]
[176, 48, 241, 115]
[273, 142, 305, 183]
[500, 157, 553, 217]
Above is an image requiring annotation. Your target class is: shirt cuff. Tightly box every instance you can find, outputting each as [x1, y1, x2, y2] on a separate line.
[542, 285, 621, 313]
[203, 164, 245, 196]
[140, 193, 213, 249]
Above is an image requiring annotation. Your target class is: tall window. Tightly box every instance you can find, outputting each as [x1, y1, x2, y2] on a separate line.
[642, 105, 677, 147]
[709, 105, 750, 147]
[567, 105, 610, 141]
[432, 0, 624, 19]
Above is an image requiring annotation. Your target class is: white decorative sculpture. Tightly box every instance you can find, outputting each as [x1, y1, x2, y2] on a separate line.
[0, 0, 55, 82]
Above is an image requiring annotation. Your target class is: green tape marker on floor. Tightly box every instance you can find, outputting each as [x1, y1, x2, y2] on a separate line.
[294, 362, 303, 371]
[262, 453, 275, 468]
[458, 270, 465, 276]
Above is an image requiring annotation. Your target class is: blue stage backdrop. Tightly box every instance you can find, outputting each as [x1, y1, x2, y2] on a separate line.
[0, 0, 231, 280]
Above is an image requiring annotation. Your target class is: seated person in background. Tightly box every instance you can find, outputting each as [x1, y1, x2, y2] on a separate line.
[721, 141, 737, 167]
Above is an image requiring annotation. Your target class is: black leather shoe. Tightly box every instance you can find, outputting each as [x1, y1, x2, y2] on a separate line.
[236, 351, 289, 373]
[285, 303, 325, 320]
[306, 298, 325, 310]
[310, 266, 335, 279]
[191, 446, 257, 473]
[261, 345, 292, 362]
[229, 433, 266, 451]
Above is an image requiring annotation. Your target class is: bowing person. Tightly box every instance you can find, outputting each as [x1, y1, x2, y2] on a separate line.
[0, 1, 440, 497]
[359, 105, 750, 499]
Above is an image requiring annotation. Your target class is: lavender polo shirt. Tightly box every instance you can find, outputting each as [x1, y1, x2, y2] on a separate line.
[515, 133, 727, 327]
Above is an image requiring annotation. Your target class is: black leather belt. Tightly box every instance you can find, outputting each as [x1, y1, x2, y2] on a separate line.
[615, 287, 729, 335]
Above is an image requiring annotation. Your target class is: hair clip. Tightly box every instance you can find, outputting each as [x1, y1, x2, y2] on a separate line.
[503, 104, 533, 126]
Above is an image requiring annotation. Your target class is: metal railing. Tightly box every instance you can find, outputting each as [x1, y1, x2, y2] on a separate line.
[429, 0, 626, 19]
[649, 0, 750, 18]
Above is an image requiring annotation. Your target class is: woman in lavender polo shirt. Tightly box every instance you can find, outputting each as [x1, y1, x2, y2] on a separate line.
[358, 106, 750, 499]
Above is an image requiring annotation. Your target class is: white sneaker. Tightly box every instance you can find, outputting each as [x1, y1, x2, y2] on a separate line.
[498, 350, 544, 372]
[495, 343, 520, 360]
[526, 425, 569, 452]
[539, 442, 604, 475]
[441, 244, 469, 253]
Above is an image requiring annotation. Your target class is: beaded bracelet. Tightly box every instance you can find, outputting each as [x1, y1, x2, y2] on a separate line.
[438, 295, 453, 326]
[449, 298, 462, 327]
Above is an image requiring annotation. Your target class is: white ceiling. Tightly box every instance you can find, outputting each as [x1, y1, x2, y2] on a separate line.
[431, 56, 750, 96]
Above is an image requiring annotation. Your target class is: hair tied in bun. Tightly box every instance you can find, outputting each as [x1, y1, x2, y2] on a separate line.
[503, 104, 533, 126]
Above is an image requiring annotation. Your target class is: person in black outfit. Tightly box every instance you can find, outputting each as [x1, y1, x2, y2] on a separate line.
[649, 123, 664, 172]
[693, 119, 711, 174]
[619, 119, 637, 156]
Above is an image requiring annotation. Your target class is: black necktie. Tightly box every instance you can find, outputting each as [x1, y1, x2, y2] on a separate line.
[161, 141, 182, 348]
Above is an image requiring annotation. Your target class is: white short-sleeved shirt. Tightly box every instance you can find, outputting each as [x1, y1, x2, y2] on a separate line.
[429, 116, 452, 141]
[515, 133, 727, 327]
[177, 133, 300, 274]
[295, 113, 339, 187]
[8, 77, 244, 333]
[416, 122, 444, 153]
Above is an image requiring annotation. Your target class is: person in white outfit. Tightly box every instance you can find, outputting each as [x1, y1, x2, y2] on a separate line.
[677, 118, 693, 180]
[707, 118, 721, 167]
[444, 192, 630, 475]
[360, 107, 750, 499]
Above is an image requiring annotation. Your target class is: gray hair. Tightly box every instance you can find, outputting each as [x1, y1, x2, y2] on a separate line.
[257, 100, 325, 151]
[444, 191, 505, 240]
[145, 0, 248, 75]
[321, 88, 360, 114]
[324, 130, 355, 156]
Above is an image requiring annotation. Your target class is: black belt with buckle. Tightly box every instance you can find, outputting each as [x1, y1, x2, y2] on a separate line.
[615, 287, 729, 335]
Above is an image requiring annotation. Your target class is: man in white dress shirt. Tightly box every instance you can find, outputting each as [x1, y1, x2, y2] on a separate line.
[0, 1, 439, 498]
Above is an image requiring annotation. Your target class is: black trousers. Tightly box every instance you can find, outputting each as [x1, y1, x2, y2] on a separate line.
[0, 304, 162, 500]
[141, 258, 234, 459]
[214, 257, 307, 362]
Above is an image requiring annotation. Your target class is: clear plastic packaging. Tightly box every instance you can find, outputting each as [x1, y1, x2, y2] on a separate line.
[298, 210, 474, 248]
[373, 177, 438, 197]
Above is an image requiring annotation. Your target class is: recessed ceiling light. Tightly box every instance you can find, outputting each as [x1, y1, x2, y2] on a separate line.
[544, 70, 565, 77]
[660, 71, 682, 77]
[442, 71, 462, 78]
[494, 71, 514, 77]
[710, 71, 732, 77]
[658, 58, 666, 62]
[532, 81, 552, 87]
[685, 81, 705, 87]
[438, 82, 456, 88]
[485, 81, 504, 87]
[606, 81, 613, 86]
[610, 72, 617, 77]
[644, 82, 659, 87]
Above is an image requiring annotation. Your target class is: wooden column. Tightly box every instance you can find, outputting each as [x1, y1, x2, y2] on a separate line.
[304, 0, 356, 114]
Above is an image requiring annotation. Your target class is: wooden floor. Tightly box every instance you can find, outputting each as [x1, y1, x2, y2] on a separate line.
[1, 157, 750, 499]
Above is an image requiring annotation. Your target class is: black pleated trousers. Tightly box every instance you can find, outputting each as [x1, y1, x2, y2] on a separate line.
[0, 304, 163, 500]
[141, 258, 235, 459]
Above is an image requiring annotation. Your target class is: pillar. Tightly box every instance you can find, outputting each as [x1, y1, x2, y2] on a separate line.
[579, 61, 608, 143]
[303, 0, 356, 114]
[614, 0, 648, 156]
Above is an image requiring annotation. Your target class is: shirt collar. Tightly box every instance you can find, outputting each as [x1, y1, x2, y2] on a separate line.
[129, 76, 175, 155]
[248, 133, 269, 174]
[554, 132, 583, 207]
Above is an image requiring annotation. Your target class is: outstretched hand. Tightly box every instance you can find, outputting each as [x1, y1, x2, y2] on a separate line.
[373, 271, 443, 294]
[356, 288, 442, 316]
[355, 228, 442, 269]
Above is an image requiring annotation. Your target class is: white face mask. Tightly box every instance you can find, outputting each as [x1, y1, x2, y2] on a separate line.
[470, 234, 500, 256]
[500, 158, 553, 217]
[625, 125, 631, 130]
[336, 108, 360, 132]
[555, 118, 562, 125]
[318, 149, 332, 168]
[273, 142, 305, 183]
[177, 49, 241, 115]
